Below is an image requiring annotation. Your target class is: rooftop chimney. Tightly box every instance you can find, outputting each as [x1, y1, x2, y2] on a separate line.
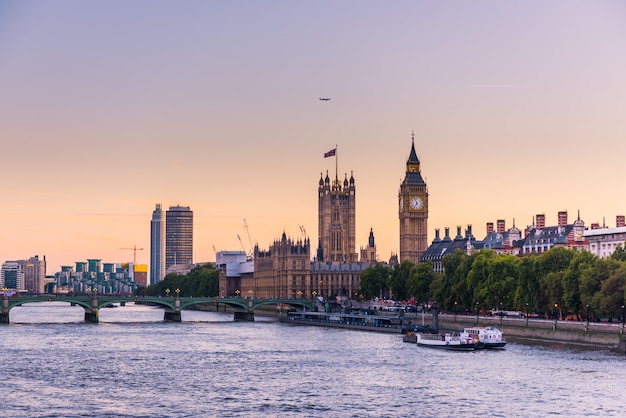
[617, 215, 625, 228]
[536, 214, 546, 229]
[558, 211, 568, 227]
[497, 219, 505, 234]
[486, 222, 494, 235]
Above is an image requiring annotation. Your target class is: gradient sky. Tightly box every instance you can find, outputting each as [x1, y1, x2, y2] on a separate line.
[2, 1, 626, 271]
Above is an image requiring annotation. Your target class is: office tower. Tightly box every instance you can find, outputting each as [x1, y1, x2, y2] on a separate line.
[399, 133, 429, 264]
[165, 205, 193, 270]
[1, 262, 24, 291]
[150, 203, 165, 285]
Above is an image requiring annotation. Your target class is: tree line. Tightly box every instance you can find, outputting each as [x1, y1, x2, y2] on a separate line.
[136, 264, 219, 297]
[359, 247, 626, 320]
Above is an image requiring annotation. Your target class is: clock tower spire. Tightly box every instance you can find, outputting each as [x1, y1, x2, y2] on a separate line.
[399, 132, 428, 264]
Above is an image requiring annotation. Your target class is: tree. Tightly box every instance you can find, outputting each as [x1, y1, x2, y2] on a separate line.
[138, 264, 219, 297]
[388, 259, 413, 301]
[407, 261, 435, 304]
[359, 264, 391, 300]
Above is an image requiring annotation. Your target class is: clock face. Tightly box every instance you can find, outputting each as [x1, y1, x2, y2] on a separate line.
[410, 196, 424, 211]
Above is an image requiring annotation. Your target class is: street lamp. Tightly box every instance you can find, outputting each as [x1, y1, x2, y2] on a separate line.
[585, 304, 591, 332]
[525, 302, 529, 326]
[475, 301, 480, 323]
[248, 289, 253, 298]
[297, 291, 302, 299]
[175, 288, 180, 298]
[166, 288, 170, 297]
[235, 290, 240, 298]
[454, 301, 458, 321]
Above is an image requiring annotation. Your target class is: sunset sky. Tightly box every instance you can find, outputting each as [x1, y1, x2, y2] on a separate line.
[1, 1, 626, 272]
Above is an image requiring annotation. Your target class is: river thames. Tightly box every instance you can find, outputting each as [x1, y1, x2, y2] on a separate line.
[1, 303, 625, 417]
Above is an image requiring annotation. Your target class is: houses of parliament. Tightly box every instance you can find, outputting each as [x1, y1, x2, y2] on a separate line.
[218, 136, 428, 299]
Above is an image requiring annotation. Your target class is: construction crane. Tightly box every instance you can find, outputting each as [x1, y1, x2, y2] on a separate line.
[120, 245, 144, 263]
[237, 234, 249, 257]
[243, 219, 254, 259]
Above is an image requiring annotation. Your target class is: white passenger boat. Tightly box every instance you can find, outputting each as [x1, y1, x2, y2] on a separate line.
[461, 326, 506, 349]
[416, 332, 477, 351]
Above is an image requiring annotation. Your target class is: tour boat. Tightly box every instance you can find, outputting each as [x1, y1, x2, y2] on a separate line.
[416, 332, 477, 351]
[461, 326, 506, 349]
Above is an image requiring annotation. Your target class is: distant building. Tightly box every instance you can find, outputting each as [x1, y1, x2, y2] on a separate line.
[1, 262, 24, 292]
[0, 256, 46, 293]
[421, 226, 478, 273]
[253, 233, 311, 299]
[51, 260, 138, 295]
[132, 263, 149, 287]
[584, 215, 626, 258]
[216, 251, 253, 297]
[522, 211, 586, 254]
[150, 203, 165, 285]
[166, 205, 193, 270]
[359, 228, 378, 265]
[422, 211, 589, 273]
[399, 134, 429, 264]
[317, 169, 357, 263]
[481, 220, 523, 255]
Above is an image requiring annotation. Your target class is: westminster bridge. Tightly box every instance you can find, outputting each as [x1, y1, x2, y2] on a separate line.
[0, 295, 313, 324]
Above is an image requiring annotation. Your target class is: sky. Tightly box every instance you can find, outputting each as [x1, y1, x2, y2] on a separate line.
[1, 1, 626, 272]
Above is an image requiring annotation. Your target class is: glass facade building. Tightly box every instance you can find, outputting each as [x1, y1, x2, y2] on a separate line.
[150, 203, 165, 285]
[165, 205, 193, 270]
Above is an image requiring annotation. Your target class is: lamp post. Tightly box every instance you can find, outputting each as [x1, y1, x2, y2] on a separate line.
[166, 288, 170, 297]
[620, 305, 625, 336]
[475, 301, 479, 323]
[175, 288, 180, 298]
[297, 291, 302, 299]
[525, 302, 529, 326]
[585, 304, 590, 332]
[235, 290, 240, 298]
[248, 289, 253, 299]
[454, 301, 458, 321]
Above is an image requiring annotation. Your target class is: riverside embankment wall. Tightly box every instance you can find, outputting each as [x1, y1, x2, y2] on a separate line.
[428, 313, 626, 353]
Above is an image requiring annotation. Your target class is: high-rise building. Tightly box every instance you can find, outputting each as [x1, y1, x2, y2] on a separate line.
[399, 133, 429, 264]
[317, 170, 357, 263]
[1, 256, 46, 293]
[150, 203, 165, 285]
[1, 262, 24, 291]
[165, 205, 193, 270]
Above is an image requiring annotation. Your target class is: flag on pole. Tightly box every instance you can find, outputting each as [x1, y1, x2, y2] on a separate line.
[324, 148, 336, 158]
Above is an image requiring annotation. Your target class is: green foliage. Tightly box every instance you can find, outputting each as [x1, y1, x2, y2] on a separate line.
[359, 263, 391, 299]
[356, 246, 626, 320]
[138, 264, 219, 297]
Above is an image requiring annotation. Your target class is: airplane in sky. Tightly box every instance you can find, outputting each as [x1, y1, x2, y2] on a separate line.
[319, 97, 331, 101]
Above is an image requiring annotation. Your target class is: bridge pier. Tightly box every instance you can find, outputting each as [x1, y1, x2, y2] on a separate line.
[164, 311, 182, 322]
[234, 311, 254, 321]
[84, 311, 99, 323]
[1, 296, 10, 324]
[164, 297, 182, 322]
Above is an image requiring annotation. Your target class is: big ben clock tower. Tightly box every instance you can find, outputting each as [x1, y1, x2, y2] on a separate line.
[399, 133, 428, 264]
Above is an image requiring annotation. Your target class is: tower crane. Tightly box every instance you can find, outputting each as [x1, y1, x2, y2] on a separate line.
[243, 219, 255, 259]
[120, 245, 144, 263]
[237, 234, 250, 258]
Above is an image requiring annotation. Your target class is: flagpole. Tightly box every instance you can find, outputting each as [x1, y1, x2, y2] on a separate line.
[335, 144, 338, 181]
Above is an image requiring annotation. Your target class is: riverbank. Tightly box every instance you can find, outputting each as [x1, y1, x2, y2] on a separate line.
[432, 312, 626, 353]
